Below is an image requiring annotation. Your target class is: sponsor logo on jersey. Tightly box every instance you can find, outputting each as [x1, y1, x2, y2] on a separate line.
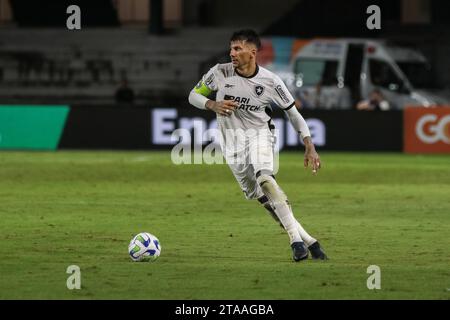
[224, 95, 263, 112]
[224, 83, 235, 88]
[255, 85, 264, 96]
[275, 85, 290, 104]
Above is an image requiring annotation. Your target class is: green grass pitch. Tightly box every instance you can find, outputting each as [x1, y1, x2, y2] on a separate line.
[0, 151, 449, 299]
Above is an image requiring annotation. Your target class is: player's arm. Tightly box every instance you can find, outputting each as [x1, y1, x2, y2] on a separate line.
[188, 66, 237, 116]
[272, 76, 321, 174]
[188, 87, 237, 116]
[284, 106, 321, 174]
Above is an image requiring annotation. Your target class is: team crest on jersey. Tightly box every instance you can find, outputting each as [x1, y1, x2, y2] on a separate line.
[255, 85, 264, 96]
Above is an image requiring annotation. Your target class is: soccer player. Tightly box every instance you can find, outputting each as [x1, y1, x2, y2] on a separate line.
[188, 29, 327, 261]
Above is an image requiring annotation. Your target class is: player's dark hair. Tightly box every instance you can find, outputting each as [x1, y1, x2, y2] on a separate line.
[372, 88, 382, 95]
[230, 29, 261, 50]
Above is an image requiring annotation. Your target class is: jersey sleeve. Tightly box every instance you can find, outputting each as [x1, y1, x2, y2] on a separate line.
[193, 64, 219, 97]
[271, 75, 296, 110]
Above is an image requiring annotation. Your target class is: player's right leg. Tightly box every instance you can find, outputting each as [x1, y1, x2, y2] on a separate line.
[224, 147, 308, 261]
[257, 188, 327, 260]
[249, 128, 327, 260]
[285, 201, 327, 259]
[257, 195, 283, 228]
[246, 128, 309, 261]
[255, 171, 308, 261]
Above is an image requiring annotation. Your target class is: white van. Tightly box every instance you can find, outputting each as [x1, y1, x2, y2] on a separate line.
[283, 39, 449, 110]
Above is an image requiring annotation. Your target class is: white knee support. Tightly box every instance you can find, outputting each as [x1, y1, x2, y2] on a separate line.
[256, 174, 287, 206]
[256, 174, 302, 243]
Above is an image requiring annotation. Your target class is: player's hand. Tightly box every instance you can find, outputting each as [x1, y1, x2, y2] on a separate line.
[303, 137, 321, 175]
[304, 149, 321, 175]
[206, 100, 237, 116]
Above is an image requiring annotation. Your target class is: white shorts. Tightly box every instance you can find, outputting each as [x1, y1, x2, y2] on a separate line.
[220, 126, 278, 200]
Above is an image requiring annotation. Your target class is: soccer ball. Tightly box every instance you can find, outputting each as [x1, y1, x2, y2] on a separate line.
[128, 232, 161, 262]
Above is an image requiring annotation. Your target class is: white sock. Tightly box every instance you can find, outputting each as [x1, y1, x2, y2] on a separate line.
[296, 220, 316, 247]
[260, 196, 316, 246]
[287, 202, 316, 246]
[273, 202, 303, 244]
[257, 175, 302, 244]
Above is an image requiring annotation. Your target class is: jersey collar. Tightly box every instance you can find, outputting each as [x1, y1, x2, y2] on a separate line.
[235, 64, 259, 79]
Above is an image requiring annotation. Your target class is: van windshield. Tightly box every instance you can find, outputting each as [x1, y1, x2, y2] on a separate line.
[396, 61, 441, 89]
[294, 59, 338, 86]
[369, 59, 404, 91]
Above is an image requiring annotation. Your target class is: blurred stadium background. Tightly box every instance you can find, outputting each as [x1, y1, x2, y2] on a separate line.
[0, 0, 449, 105]
[0, 0, 449, 152]
[0, 0, 449, 300]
